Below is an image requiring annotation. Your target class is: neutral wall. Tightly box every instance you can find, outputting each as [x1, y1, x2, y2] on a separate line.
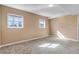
[0, 6, 2, 45]
[50, 15, 77, 40]
[1, 5, 49, 44]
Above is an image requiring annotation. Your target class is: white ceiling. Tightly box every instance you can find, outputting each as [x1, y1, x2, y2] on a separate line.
[3, 4, 79, 19]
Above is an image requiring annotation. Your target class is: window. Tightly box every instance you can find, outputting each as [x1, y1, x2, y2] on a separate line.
[39, 19, 45, 28]
[8, 14, 24, 28]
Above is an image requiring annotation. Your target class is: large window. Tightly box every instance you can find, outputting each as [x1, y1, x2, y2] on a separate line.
[8, 14, 24, 28]
[39, 19, 45, 28]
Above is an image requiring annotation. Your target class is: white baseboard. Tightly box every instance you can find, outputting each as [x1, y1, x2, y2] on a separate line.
[65, 38, 78, 41]
[0, 35, 49, 48]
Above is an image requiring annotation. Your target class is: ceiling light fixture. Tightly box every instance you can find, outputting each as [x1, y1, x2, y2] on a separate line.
[48, 4, 54, 7]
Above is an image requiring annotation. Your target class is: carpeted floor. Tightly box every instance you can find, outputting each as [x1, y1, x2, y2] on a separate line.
[0, 36, 79, 54]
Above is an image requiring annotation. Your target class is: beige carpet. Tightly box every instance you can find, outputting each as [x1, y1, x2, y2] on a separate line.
[0, 36, 79, 54]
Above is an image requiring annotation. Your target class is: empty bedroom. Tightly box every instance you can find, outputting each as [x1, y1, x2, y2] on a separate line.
[0, 4, 78, 54]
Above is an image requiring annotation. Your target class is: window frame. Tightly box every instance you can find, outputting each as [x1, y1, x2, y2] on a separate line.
[7, 14, 24, 28]
[39, 18, 46, 28]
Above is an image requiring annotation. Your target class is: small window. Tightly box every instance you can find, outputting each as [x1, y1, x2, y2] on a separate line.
[8, 14, 24, 28]
[39, 19, 45, 28]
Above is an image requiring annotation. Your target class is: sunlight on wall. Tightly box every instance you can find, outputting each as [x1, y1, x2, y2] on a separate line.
[57, 30, 66, 39]
[38, 43, 60, 48]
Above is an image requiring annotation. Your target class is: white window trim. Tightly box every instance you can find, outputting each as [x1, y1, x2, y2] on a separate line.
[39, 18, 46, 28]
[7, 13, 24, 28]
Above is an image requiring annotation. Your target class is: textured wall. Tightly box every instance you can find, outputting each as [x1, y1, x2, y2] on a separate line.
[0, 6, 2, 45]
[50, 15, 77, 40]
[1, 5, 49, 44]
